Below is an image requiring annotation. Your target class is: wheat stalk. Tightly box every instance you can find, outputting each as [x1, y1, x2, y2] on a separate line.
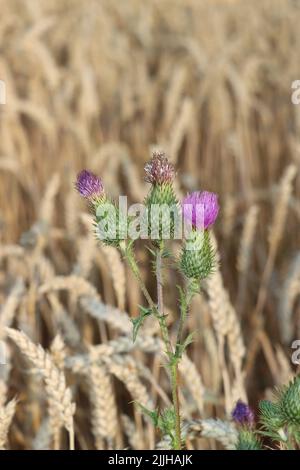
[100, 245, 126, 310]
[0, 279, 24, 338]
[279, 253, 300, 343]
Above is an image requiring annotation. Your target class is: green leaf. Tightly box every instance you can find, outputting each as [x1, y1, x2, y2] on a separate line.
[131, 305, 153, 342]
[134, 402, 159, 426]
[176, 332, 195, 358]
[162, 247, 172, 259]
[145, 246, 156, 258]
[177, 284, 185, 301]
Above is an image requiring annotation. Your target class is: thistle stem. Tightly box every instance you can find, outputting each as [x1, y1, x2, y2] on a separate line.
[176, 296, 188, 355]
[156, 246, 181, 450]
[155, 247, 172, 355]
[175, 279, 197, 356]
[121, 243, 171, 353]
[122, 241, 182, 450]
[170, 362, 181, 450]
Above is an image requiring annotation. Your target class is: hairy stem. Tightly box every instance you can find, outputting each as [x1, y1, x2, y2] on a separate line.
[170, 363, 181, 450]
[156, 247, 181, 450]
[122, 242, 172, 354]
[155, 247, 172, 355]
[176, 280, 198, 352]
[176, 293, 188, 355]
[122, 241, 182, 449]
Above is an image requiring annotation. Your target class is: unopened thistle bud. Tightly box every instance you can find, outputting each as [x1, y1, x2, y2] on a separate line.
[232, 400, 255, 427]
[278, 375, 300, 425]
[180, 191, 219, 279]
[144, 151, 178, 242]
[180, 229, 215, 279]
[235, 429, 262, 450]
[259, 400, 285, 430]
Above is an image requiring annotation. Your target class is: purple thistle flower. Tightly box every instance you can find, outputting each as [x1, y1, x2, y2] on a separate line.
[182, 191, 219, 230]
[75, 170, 104, 200]
[232, 400, 255, 426]
[144, 151, 175, 185]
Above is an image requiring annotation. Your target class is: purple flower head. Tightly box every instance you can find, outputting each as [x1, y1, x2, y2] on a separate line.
[182, 191, 219, 230]
[144, 151, 175, 185]
[232, 400, 255, 426]
[75, 170, 104, 200]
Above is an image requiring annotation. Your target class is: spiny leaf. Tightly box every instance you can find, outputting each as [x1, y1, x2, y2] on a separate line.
[162, 247, 172, 259]
[134, 402, 159, 426]
[131, 305, 153, 342]
[176, 331, 195, 358]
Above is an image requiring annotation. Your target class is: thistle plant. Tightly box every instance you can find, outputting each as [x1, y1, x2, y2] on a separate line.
[231, 375, 300, 450]
[75, 151, 219, 450]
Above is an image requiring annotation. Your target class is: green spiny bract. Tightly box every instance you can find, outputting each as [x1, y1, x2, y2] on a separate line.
[259, 400, 285, 431]
[180, 229, 215, 279]
[145, 183, 179, 242]
[94, 201, 128, 247]
[278, 375, 300, 425]
[235, 429, 262, 450]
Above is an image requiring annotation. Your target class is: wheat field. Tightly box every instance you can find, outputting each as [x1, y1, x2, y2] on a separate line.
[0, 0, 299, 450]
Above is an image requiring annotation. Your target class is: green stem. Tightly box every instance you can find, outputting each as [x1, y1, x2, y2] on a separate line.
[170, 362, 181, 450]
[155, 247, 173, 355]
[121, 241, 182, 450]
[176, 297, 188, 356]
[123, 243, 154, 309]
[175, 279, 197, 356]
[155, 246, 181, 450]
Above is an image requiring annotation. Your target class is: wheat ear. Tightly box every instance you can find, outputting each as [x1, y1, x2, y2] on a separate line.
[5, 328, 75, 450]
[88, 363, 118, 449]
[0, 399, 16, 450]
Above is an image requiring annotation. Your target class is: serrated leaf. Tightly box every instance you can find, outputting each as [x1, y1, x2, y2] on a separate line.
[162, 248, 172, 259]
[134, 402, 159, 426]
[139, 305, 153, 316]
[131, 305, 153, 342]
[176, 331, 195, 358]
[177, 284, 185, 305]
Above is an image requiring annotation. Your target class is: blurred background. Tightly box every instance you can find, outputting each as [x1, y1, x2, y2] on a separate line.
[0, 0, 299, 450]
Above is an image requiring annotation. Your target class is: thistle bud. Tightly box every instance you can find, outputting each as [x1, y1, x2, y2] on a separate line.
[144, 151, 178, 242]
[232, 400, 255, 427]
[180, 190, 219, 280]
[278, 375, 300, 425]
[235, 429, 262, 450]
[180, 229, 215, 279]
[259, 400, 285, 429]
